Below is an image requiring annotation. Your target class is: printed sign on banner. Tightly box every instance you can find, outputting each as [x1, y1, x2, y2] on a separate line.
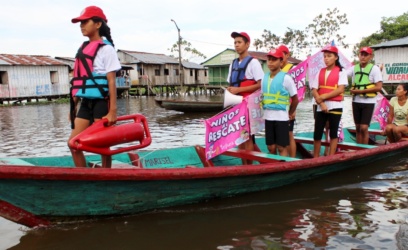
[372, 93, 390, 130]
[246, 89, 265, 135]
[287, 60, 308, 102]
[205, 100, 250, 160]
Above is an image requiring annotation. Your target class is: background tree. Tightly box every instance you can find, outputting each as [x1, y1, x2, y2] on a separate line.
[253, 8, 349, 58]
[168, 38, 207, 62]
[353, 12, 408, 56]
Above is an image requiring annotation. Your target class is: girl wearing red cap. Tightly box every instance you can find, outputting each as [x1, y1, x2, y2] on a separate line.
[310, 46, 348, 157]
[68, 6, 121, 168]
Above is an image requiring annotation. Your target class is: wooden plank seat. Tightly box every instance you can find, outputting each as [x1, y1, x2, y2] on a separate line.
[347, 127, 382, 145]
[347, 127, 384, 136]
[194, 145, 214, 167]
[222, 148, 299, 163]
[295, 136, 376, 150]
[347, 127, 408, 139]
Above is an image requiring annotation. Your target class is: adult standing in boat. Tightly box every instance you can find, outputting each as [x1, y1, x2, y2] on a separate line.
[311, 46, 348, 157]
[227, 32, 264, 164]
[68, 6, 122, 168]
[348, 47, 383, 144]
[277, 45, 296, 157]
[261, 49, 299, 156]
[384, 83, 408, 142]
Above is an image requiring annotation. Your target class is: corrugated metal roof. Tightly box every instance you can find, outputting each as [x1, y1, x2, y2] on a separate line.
[119, 49, 204, 69]
[119, 50, 178, 65]
[0, 54, 67, 66]
[0, 59, 11, 65]
[201, 48, 302, 65]
[182, 61, 205, 69]
[371, 36, 408, 49]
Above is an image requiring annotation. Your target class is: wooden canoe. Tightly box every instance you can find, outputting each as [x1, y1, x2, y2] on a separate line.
[1, 129, 408, 228]
[155, 98, 224, 112]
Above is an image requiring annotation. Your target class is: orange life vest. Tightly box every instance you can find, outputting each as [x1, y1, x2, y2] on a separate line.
[318, 66, 343, 102]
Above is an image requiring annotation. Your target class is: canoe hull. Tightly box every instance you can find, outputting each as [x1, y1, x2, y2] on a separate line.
[155, 99, 223, 112]
[1, 139, 407, 228]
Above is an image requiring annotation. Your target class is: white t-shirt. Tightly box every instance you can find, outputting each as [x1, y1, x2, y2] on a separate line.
[227, 58, 264, 83]
[311, 68, 348, 111]
[347, 64, 383, 104]
[93, 44, 122, 74]
[263, 74, 298, 121]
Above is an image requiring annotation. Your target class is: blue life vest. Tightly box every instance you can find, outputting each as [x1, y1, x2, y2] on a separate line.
[261, 71, 289, 111]
[229, 56, 254, 87]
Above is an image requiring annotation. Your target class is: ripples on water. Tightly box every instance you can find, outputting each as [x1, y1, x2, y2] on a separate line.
[1, 96, 408, 249]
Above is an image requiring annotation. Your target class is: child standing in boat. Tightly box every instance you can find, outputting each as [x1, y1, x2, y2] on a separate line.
[261, 49, 299, 156]
[68, 6, 121, 168]
[311, 46, 348, 157]
[227, 31, 264, 164]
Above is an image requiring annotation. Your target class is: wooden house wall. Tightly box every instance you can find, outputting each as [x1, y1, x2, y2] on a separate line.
[374, 47, 408, 83]
[202, 49, 270, 85]
[116, 52, 139, 85]
[182, 68, 208, 85]
[117, 51, 208, 86]
[138, 64, 178, 85]
[0, 65, 69, 99]
[202, 49, 235, 85]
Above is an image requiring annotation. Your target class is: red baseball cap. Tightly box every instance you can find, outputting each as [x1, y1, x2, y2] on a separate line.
[267, 49, 284, 59]
[360, 47, 373, 55]
[72, 6, 107, 23]
[321, 46, 338, 54]
[231, 32, 250, 43]
[277, 45, 290, 54]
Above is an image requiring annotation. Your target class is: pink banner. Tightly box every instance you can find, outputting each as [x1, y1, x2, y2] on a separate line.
[372, 94, 390, 130]
[205, 100, 250, 160]
[246, 89, 265, 135]
[337, 119, 344, 142]
[288, 60, 308, 102]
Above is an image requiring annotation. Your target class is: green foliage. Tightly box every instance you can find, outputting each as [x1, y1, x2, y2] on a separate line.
[168, 38, 207, 62]
[254, 8, 349, 57]
[353, 12, 408, 56]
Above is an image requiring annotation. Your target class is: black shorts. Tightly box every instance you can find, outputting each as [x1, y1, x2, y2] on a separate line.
[352, 102, 375, 125]
[288, 119, 295, 132]
[76, 98, 108, 122]
[265, 120, 289, 147]
[314, 108, 342, 140]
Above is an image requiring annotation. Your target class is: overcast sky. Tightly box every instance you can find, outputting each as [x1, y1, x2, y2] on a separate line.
[0, 0, 404, 63]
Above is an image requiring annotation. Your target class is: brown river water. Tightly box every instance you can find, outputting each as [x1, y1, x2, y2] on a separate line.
[1, 96, 408, 250]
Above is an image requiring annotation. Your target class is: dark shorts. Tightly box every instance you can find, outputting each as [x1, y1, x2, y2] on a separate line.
[313, 104, 317, 120]
[352, 102, 375, 125]
[76, 98, 108, 122]
[314, 108, 343, 141]
[265, 120, 289, 147]
[288, 119, 295, 132]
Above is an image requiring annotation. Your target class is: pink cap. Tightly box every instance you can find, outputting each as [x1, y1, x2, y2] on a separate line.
[231, 32, 250, 43]
[72, 6, 107, 23]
